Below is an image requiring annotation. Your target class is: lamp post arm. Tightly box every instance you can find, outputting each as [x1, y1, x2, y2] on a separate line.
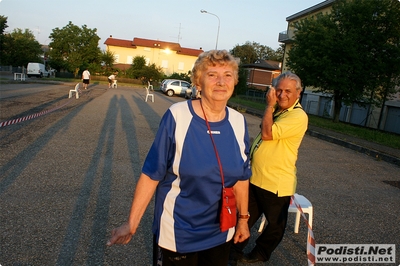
[200, 10, 220, 50]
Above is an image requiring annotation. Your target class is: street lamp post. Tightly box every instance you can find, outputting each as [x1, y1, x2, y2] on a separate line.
[200, 9, 220, 50]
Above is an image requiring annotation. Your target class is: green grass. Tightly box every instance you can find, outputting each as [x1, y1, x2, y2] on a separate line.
[308, 115, 400, 149]
[229, 96, 266, 110]
[229, 96, 400, 149]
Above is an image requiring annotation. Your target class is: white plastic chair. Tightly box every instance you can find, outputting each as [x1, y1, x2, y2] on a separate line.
[69, 83, 80, 99]
[112, 80, 117, 88]
[145, 84, 154, 102]
[258, 193, 313, 234]
[147, 81, 153, 91]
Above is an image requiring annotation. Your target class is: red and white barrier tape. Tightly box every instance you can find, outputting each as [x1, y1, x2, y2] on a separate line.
[0, 96, 75, 128]
[291, 195, 315, 266]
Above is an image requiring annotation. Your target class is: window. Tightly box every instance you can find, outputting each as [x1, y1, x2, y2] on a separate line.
[178, 62, 184, 70]
[115, 54, 120, 63]
[182, 81, 191, 88]
[161, 60, 168, 69]
[127, 56, 133, 64]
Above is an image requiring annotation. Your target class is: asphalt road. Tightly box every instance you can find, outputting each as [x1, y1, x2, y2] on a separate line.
[0, 83, 399, 265]
[0, 83, 64, 99]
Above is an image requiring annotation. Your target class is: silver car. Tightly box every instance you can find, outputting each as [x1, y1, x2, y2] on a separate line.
[159, 79, 171, 90]
[161, 79, 192, 97]
[185, 86, 201, 99]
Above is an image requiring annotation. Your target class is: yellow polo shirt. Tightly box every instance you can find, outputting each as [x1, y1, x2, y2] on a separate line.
[250, 101, 308, 196]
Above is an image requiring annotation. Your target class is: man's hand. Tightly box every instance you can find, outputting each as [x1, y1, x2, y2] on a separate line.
[261, 87, 276, 140]
[266, 86, 277, 107]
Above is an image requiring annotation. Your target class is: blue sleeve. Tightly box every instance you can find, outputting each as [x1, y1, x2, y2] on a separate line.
[142, 110, 176, 181]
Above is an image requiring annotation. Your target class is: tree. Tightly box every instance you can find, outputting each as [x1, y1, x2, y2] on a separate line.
[142, 63, 164, 83]
[126, 55, 147, 79]
[0, 15, 7, 35]
[99, 49, 116, 75]
[0, 15, 8, 64]
[230, 41, 283, 64]
[233, 66, 249, 97]
[287, 0, 400, 122]
[168, 72, 191, 83]
[230, 42, 258, 64]
[252, 42, 283, 62]
[131, 56, 146, 73]
[126, 55, 164, 83]
[2, 28, 42, 66]
[101, 50, 115, 68]
[48, 21, 101, 76]
[272, 44, 285, 62]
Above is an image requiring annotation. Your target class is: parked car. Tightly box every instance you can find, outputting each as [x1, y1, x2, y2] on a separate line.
[185, 87, 192, 99]
[161, 79, 191, 97]
[27, 62, 49, 78]
[159, 79, 171, 91]
[185, 86, 201, 99]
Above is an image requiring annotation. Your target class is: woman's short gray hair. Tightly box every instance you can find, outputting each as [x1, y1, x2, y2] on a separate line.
[272, 71, 302, 91]
[191, 50, 239, 86]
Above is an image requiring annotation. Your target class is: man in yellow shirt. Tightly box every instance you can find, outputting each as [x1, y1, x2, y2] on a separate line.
[229, 71, 308, 265]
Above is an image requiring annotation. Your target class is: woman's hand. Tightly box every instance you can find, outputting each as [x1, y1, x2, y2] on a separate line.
[106, 174, 158, 247]
[106, 222, 134, 246]
[233, 219, 250, 243]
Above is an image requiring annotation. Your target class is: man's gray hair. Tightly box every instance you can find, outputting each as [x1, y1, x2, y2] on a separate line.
[272, 71, 302, 91]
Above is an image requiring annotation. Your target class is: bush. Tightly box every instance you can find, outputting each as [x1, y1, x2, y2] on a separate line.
[167, 72, 191, 83]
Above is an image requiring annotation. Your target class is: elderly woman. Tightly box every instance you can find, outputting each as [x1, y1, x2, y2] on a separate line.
[107, 50, 251, 265]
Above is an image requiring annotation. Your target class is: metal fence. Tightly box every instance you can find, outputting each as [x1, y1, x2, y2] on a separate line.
[0, 65, 26, 73]
[239, 90, 400, 134]
[243, 89, 267, 103]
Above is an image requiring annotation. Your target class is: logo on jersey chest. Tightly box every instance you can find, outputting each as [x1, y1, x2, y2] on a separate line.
[207, 130, 221, 134]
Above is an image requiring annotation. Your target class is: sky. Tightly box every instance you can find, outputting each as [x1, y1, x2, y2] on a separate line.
[1, 0, 324, 52]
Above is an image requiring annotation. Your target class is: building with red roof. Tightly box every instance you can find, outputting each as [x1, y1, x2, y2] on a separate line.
[104, 36, 204, 75]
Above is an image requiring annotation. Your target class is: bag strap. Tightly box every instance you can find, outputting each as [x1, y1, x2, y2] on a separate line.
[200, 100, 225, 188]
[249, 132, 262, 160]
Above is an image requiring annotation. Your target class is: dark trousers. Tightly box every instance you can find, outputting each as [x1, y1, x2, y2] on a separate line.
[154, 237, 231, 266]
[231, 184, 291, 261]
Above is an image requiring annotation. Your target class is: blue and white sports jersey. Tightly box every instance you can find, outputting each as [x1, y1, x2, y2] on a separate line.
[142, 100, 251, 253]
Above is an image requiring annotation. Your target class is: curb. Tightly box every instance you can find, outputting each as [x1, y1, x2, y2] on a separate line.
[306, 130, 400, 167]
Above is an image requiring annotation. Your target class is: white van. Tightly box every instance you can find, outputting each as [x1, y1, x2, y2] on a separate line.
[27, 62, 49, 78]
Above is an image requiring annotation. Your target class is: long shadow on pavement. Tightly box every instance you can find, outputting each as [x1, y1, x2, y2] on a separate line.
[56, 95, 119, 264]
[0, 96, 95, 195]
[57, 90, 164, 264]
